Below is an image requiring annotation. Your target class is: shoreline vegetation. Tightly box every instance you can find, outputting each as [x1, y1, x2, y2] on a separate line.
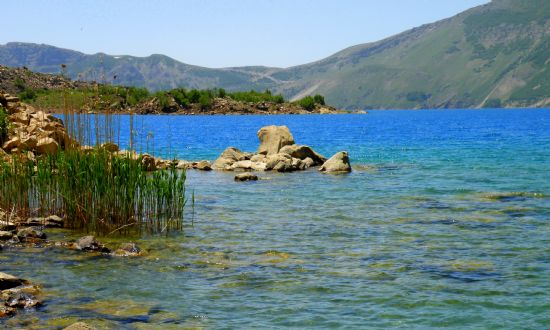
[0, 65, 346, 115]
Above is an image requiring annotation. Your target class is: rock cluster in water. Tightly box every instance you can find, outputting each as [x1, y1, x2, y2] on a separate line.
[212, 125, 351, 174]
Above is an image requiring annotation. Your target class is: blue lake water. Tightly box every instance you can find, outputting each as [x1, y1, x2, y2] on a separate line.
[2, 109, 550, 329]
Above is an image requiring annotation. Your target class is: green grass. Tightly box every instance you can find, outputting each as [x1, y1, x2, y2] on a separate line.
[0, 105, 7, 145]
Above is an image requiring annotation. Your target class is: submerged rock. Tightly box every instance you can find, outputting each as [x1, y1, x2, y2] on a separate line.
[74, 236, 110, 253]
[235, 173, 259, 182]
[319, 151, 352, 173]
[113, 243, 142, 257]
[5, 292, 41, 308]
[257, 125, 295, 155]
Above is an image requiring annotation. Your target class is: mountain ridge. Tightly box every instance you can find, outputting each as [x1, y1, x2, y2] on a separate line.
[1, 0, 548, 109]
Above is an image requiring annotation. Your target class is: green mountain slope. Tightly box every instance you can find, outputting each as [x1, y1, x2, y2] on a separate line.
[1, 0, 548, 109]
[275, 0, 550, 109]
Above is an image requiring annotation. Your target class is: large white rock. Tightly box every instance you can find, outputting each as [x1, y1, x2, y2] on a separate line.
[257, 125, 295, 155]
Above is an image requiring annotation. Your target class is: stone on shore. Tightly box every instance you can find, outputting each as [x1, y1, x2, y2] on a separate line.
[235, 172, 259, 181]
[319, 151, 352, 173]
[16, 227, 46, 241]
[0, 231, 13, 240]
[257, 125, 295, 155]
[35, 137, 59, 155]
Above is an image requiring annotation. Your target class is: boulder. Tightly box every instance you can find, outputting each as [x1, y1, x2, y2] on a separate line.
[176, 160, 191, 169]
[0, 272, 28, 290]
[36, 137, 59, 155]
[257, 125, 295, 155]
[9, 112, 29, 125]
[25, 215, 63, 228]
[0, 306, 16, 318]
[264, 153, 292, 170]
[2, 137, 21, 151]
[212, 147, 248, 170]
[20, 136, 37, 150]
[279, 145, 326, 165]
[16, 227, 46, 241]
[319, 151, 351, 173]
[0, 221, 16, 231]
[193, 160, 212, 171]
[74, 236, 110, 253]
[235, 173, 258, 181]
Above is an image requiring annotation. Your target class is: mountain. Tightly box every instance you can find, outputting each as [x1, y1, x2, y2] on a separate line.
[1, 0, 548, 109]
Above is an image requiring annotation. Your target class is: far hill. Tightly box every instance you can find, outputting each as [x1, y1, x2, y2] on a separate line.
[1, 0, 548, 109]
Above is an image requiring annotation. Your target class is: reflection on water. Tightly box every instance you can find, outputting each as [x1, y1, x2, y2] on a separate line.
[2, 109, 550, 328]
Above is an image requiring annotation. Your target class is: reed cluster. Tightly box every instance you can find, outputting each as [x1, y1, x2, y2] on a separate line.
[0, 149, 188, 236]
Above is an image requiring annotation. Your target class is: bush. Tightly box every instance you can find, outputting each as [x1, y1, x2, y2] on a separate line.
[483, 98, 502, 108]
[313, 94, 325, 106]
[228, 90, 286, 103]
[217, 88, 226, 98]
[125, 87, 149, 106]
[297, 96, 315, 111]
[18, 88, 37, 102]
[188, 89, 201, 103]
[154, 92, 170, 108]
[14, 77, 26, 92]
[198, 93, 213, 110]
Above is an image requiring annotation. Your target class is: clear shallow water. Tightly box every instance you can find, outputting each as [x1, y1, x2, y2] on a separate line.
[2, 109, 550, 329]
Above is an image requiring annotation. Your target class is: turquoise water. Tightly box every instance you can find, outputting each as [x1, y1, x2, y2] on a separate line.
[2, 109, 550, 329]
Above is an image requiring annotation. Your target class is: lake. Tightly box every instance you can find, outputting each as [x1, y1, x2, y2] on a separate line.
[2, 109, 550, 329]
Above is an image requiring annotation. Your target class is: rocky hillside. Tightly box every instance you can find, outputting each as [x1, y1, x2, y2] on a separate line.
[1, 0, 548, 109]
[0, 65, 339, 115]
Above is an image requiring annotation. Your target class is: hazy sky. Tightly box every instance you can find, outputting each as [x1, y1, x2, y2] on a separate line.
[2, 0, 489, 68]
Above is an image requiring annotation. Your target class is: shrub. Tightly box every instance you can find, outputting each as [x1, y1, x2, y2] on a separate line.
[313, 94, 325, 106]
[18, 88, 37, 102]
[217, 88, 226, 98]
[198, 93, 213, 110]
[483, 98, 502, 108]
[297, 96, 315, 111]
[14, 77, 26, 91]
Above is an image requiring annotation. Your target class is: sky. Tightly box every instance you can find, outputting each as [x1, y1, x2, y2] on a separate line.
[1, 0, 490, 68]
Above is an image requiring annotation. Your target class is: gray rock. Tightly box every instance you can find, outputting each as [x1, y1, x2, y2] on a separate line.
[257, 125, 295, 155]
[74, 236, 110, 253]
[319, 151, 352, 173]
[5, 292, 41, 309]
[16, 227, 46, 240]
[234, 173, 259, 181]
